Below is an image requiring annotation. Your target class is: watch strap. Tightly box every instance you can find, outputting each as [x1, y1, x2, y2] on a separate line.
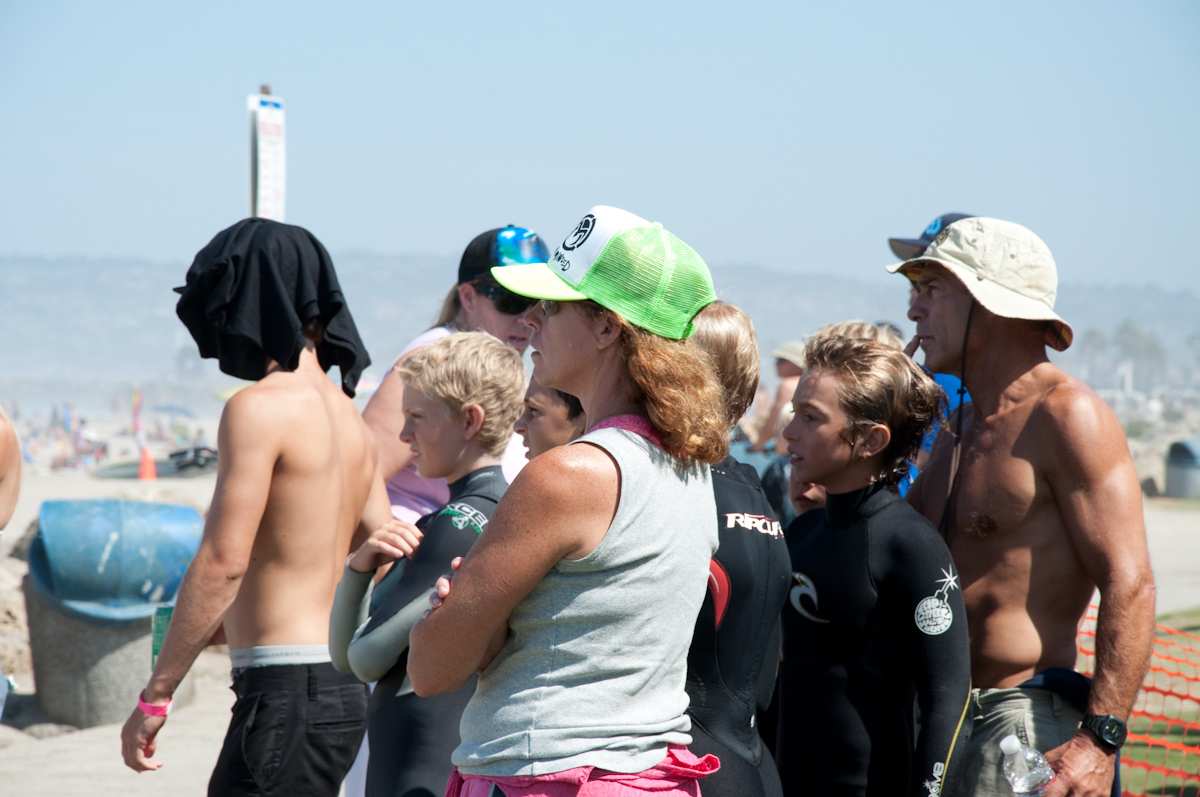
[137, 692, 173, 717]
[1082, 713, 1126, 750]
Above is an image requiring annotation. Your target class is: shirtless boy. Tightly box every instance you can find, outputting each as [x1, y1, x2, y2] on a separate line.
[119, 219, 407, 796]
[891, 217, 1156, 797]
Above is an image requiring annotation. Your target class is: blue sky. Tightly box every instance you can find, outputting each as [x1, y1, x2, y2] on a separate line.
[2, 1, 1197, 287]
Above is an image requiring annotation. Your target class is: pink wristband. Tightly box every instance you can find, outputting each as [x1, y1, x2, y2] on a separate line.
[137, 692, 172, 717]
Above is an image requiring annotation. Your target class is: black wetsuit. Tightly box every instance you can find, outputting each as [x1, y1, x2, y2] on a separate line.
[777, 484, 971, 797]
[686, 456, 792, 797]
[362, 466, 507, 797]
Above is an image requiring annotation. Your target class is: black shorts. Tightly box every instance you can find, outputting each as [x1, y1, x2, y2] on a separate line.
[209, 662, 368, 797]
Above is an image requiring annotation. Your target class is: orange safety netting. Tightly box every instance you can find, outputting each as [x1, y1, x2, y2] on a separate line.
[1076, 606, 1200, 796]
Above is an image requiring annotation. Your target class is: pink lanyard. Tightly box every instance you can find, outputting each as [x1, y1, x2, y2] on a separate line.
[590, 414, 663, 448]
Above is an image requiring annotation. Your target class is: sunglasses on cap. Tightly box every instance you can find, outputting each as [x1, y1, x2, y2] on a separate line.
[471, 277, 535, 315]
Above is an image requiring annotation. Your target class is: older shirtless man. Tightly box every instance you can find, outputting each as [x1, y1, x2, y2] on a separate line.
[891, 217, 1156, 797]
[119, 219, 415, 796]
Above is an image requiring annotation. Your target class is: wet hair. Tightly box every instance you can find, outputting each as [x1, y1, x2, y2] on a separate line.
[395, 331, 525, 457]
[811, 319, 905, 351]
[802, 334, 942, 487]
[551, 389, 585, 420]
[687, 301, 760, 428]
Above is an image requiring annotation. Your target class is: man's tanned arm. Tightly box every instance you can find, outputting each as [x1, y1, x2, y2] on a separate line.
[120, 392, 278, 771]
[1042, 384, 1156, 797]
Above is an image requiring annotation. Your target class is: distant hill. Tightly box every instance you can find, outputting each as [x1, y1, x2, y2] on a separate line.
[1, 254, 1196, 415]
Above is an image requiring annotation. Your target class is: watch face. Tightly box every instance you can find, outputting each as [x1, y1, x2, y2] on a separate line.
[1094, 715, 1128, 748]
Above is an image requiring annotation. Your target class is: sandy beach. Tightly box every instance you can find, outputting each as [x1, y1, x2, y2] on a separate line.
[0, 466, 1196, 794]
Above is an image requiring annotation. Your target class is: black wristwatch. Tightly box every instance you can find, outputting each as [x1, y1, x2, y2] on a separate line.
[1082, 713, 1128, 751]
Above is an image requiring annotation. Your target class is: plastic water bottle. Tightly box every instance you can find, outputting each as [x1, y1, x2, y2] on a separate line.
[0, 670, 10, 721]
[1000, 734, 1055, 795]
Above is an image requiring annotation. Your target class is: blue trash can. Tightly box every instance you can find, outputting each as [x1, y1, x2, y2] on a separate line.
[23, 499, 203, 727]
[1165, 438, 1200, 500]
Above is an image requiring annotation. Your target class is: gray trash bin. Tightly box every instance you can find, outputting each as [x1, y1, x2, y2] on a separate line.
[1165, 438, 1200, 500]
[23, 499, 202, 728]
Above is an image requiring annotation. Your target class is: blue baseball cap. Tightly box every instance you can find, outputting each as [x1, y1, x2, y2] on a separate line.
[457, 225, 550, 284]
[888, 213, 974, 260]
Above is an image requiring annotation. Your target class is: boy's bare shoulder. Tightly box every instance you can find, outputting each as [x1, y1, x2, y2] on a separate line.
[219, 374, 319, 438]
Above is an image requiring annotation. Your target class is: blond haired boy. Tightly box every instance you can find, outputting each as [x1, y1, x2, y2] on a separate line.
[329, 331, 524, 796]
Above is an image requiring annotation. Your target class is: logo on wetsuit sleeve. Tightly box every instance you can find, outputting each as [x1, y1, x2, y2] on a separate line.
[924, 762, 945, 796]
[437, 502, 489, 535]
[724, 512, 783, 538]
[914, 566, 959, 636]
[789, 572, 830, 624]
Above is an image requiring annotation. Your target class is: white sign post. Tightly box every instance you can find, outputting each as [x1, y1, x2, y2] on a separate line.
[248, 91, 286, 221]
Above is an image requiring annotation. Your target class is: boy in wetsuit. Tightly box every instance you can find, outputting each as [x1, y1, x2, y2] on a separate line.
[777, 334, 971, 797]
[329, 331, 524, 797]
[687, 301, 792, 797]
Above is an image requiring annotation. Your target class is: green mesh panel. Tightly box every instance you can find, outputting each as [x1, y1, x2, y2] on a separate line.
[578, 224, 716, 339]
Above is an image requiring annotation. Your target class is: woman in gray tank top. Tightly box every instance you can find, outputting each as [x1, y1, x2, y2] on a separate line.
[408, 206, 731, 796]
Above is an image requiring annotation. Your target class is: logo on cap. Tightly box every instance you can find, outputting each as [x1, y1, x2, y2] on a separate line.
[562, 215, 595, 251]
[923, 217, 944, 238]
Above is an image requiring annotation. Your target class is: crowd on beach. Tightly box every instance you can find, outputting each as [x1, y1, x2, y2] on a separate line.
[2, 397, 214, 474]
[0, 205, 1156, 797]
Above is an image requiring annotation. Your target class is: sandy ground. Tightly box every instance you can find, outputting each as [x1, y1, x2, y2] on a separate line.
[0, 649, 231, 794]
[0, 469, 1196, 795]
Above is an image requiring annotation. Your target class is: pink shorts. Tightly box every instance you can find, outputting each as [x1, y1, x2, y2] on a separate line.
[444, 746, 720, 797]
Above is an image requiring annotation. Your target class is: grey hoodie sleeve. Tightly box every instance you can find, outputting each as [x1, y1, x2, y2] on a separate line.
[345, 502, 486, 683]
[345, 590, 430, 683]
[329, 563, 374, 675]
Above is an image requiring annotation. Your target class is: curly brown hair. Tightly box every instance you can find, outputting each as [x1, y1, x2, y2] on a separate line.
[622, 321, 728, 465]
[802, 334, 943, 487]
[572, 300, 725, 465]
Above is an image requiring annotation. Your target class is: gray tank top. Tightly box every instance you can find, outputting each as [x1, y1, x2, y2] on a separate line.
[453, 426, 718, 777]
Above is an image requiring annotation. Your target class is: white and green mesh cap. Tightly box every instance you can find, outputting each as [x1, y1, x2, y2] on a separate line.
[490, 205, 717, 340]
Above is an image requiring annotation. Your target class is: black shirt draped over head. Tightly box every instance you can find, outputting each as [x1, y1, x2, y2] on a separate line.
[174, 218, 370, 397]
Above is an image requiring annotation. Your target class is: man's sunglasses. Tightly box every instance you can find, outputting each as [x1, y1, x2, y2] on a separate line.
[471, 277, 536, 315]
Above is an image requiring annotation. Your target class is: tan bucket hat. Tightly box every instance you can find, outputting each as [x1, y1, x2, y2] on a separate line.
[772, 340, 809, 369]
[886, 217, 1073, 351]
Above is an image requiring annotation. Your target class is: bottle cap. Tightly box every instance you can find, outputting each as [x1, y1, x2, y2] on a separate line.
[999, 735, 1022, 756]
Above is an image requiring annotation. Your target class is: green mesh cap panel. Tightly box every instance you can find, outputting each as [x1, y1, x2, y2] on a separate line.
[576, 224, 716, 339]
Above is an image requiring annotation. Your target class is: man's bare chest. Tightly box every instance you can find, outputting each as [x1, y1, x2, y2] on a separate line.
[925, 410, 1053, 542]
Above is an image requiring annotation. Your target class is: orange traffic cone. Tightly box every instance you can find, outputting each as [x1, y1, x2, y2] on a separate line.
[138, 446, 157, 481]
